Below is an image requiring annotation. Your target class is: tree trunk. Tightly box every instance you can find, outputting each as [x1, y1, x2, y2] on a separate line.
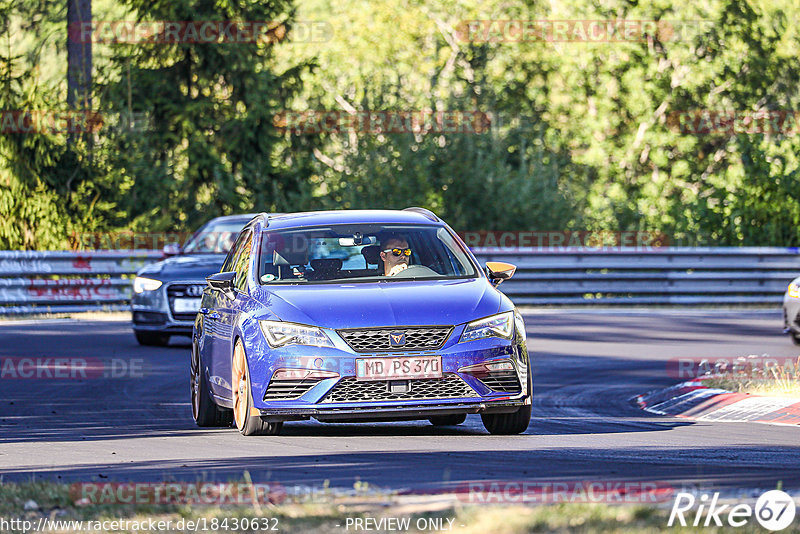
[67, 0, 92, 110]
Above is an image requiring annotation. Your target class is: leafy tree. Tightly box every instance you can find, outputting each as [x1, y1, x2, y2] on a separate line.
[98, 0, 320, 233]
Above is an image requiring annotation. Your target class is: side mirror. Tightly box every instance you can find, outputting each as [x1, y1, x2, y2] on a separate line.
[485, 261, 516, 286]
[162, 243, 181, 257]
[207, 271, 237, 301]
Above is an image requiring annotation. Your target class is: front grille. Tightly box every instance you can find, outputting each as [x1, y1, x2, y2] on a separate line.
[264, 376, 327, 401]
[479, 370, 522, 393]
[322, 373, 476, 403]
[167, 284, 204, 321]
[337, 326, 452, 352]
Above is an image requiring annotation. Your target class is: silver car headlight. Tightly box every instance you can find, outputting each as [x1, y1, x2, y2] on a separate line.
[789, 282, 800, 299]
[133, 276, 163, 293]
[460, 311, 515, 343]
[259, 320, 335, 348]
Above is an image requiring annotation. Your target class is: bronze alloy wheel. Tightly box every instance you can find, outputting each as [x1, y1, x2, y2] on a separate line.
[231, 340, 283, 436]
[232, 341, 248, 431]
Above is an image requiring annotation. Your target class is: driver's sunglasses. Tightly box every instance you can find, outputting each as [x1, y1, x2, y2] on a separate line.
[383, 247, 412, 257]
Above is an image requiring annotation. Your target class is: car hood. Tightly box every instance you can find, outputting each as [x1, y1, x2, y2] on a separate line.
[137, 254, 226, 282]
[252, 278, 507, 329]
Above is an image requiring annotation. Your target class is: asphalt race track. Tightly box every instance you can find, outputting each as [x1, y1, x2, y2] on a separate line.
[2, 310, 800, 494]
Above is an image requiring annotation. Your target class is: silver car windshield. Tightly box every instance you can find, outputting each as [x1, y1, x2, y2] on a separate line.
[183, 220, 247, 254]
[257, 224, 477, 284]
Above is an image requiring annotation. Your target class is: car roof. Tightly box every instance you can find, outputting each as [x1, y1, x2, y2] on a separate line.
[205, 213, 261, 225]
[259, 210, 442, 230]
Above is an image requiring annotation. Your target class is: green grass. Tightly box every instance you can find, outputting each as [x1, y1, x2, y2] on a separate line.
[702, 356, 800, 398]
[0, 481, 783, 533]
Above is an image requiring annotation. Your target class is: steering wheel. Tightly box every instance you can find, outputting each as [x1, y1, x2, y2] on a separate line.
[391, 265, 438, 278]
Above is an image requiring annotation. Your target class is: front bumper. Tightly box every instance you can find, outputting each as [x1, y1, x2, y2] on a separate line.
[239, 327, 531, 423]
[257, 399, 527, 422]
[132, 280, 205, 336]
[784, 292, 800, 334]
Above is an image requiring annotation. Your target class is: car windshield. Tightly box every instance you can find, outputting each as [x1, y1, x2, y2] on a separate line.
[257, 224, 477, 284]
[182, 220, 247, 254]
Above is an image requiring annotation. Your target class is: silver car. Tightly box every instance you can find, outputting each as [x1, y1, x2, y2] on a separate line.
[131, 214, 257, 346]
[783, 276, 800, 344]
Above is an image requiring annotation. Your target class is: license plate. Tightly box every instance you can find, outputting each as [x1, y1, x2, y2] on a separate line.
[173, 298, 201, 313]
[356, 356, 442, 381]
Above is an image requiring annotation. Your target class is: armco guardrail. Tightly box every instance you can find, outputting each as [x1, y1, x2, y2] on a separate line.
[0, 251, 160, 315]
[473, 247, 800, 305]
[0, 247, 798, 314]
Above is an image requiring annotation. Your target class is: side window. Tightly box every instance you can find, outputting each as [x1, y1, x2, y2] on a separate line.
[234, 234, 253, 292]
[220, 229, 249, 273]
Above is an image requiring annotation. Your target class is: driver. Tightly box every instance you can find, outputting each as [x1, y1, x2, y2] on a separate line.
[217, 231, 235, 253]
[379, 234, 412, 276]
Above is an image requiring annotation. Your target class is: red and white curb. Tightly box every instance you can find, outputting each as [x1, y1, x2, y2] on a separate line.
[633, 380, 800, 426]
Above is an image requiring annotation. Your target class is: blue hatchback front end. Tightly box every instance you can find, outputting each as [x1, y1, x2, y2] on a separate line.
[192, 209, 531, 435]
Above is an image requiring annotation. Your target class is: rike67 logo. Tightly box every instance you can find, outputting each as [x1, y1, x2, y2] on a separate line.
[669, 490, 796, 530]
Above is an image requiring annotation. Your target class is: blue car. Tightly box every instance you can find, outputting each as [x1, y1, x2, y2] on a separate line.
[131, 214, 257, 346]
[191, 208, 531, 435]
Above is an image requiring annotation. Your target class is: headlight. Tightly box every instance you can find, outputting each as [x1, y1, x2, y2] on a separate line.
[259, 320, 335, 348]
[460, 311, 515, 343]
[514, 309, 526, 341]
[789, 282, 800, 299]
[133, 276, 162, 294]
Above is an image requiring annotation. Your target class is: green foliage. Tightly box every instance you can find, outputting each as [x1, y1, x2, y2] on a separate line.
[3, 0, 800, 248]
[95, 0, 319, 233]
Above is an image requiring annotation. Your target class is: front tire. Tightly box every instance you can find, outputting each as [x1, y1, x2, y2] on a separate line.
[481, 360, 532, 435]
[429, 414, 467, 426]
[191, 339, 233, 427]
[232, 340, 283, 436]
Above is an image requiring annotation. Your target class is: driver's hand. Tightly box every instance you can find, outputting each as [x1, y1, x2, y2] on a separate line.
[388, 263, 409, 276]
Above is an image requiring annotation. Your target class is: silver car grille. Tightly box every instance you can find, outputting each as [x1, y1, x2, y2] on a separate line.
[321, 374, 476, 403]
[166, 283, 204, 321]
[337, 326, 452, 352]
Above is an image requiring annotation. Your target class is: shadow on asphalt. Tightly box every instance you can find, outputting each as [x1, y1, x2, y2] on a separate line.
[0, 347, 693, 444]
[4, 447, 800, 493]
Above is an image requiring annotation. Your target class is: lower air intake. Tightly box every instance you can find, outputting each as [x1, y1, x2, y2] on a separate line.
[322, 374, 476, 403]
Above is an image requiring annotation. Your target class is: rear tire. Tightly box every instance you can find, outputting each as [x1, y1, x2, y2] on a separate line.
[232, 341, 283, 436]
[481, 359, 532, 435]
[792, 332, 800, 346]
[429, 414, 467, 426]
[135, 331, 170, 346]
[191, 339, 233, 427]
